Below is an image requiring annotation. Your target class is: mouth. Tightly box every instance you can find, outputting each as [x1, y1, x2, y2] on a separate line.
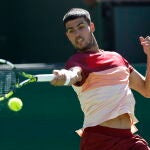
[76, 37, 84, 45]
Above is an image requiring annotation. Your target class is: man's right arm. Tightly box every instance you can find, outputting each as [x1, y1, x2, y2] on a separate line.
[50, 66, 82, 86]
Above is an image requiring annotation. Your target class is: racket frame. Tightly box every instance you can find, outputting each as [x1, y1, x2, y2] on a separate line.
[0, 59, 55, 101]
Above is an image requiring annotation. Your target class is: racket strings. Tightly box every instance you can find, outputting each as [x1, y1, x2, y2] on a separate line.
[0, 71, 16, 95]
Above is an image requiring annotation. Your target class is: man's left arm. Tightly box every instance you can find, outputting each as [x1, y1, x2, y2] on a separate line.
[129, 36, 150, 98]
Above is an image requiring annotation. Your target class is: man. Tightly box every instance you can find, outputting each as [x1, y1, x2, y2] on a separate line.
[51, 8, 150, 150]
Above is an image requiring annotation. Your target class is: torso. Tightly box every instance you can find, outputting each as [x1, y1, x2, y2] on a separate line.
[66, 51, 137, 132]
[100, 113, 131, 129]
[76, 113, 131, 137]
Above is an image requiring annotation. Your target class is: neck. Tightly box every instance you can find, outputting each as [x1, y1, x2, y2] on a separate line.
[77, 47, 102, 54]
[86, 47, 101, 53]
[78, 35, 102, 53]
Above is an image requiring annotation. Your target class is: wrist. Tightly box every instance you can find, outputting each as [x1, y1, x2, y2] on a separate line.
[61, 69, 78, 86]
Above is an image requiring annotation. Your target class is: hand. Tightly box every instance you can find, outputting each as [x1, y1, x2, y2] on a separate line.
[139, 36, 150, 55]
[50, 70, 66, 86]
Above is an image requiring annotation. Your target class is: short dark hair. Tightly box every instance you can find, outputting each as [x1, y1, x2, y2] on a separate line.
[63, 8, 91, 26]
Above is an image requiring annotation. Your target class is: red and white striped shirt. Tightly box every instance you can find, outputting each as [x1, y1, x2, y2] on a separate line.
[65, 50, 138, 133]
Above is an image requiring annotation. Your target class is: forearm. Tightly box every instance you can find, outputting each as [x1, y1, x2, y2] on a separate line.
[130, 56, 150, 98]
[144, 55, 150, 96]
[51, 67, 82, 86]
[61, 67, 82, 85]
[138, 36, 150, 97]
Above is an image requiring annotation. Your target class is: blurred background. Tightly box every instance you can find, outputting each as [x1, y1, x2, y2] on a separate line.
[0, 0, 150, 149]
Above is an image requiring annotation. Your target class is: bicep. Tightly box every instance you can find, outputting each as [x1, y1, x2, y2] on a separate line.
[129, 69, 145, 95]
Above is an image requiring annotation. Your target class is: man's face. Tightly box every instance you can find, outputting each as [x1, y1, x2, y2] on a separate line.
[65, 17, 94, 52]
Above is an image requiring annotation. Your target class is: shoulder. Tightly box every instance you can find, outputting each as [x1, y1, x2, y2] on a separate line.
[65, 53, 86, 69]
[101, 50, 125, 61]
[66, 52, 89, 64]
[103, 50, 123, 57]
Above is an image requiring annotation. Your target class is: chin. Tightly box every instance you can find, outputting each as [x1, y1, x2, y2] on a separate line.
[78, 48, 88, 52]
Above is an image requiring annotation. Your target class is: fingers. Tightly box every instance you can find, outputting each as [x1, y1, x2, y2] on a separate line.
[139, 36, 144, 42]
[146, 36, 150, 40]
[145, 36, 150, 45]
[139, 36, 150, 40]
[140, 36, 150, 55]
[140, 36, 150, 46]
[51, 70, 66, 86]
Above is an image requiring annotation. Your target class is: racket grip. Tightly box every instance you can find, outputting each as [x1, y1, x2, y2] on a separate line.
[35, 74, 56, 82]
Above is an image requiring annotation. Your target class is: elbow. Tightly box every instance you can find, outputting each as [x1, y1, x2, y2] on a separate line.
[144, 95, 150, 98]
[142, 91, 150, 98]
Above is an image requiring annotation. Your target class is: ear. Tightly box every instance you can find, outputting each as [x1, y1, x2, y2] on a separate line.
[90, 22, 95, 32]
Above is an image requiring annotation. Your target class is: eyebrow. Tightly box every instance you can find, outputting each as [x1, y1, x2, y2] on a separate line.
[66, 21, 86, 31]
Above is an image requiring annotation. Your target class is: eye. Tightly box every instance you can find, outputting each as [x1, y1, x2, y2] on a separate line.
[78, 24, 86, 29]
[67, 28, 74, 34]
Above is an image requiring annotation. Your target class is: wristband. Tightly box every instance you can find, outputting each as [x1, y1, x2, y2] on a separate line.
[61, 69, 78, 86]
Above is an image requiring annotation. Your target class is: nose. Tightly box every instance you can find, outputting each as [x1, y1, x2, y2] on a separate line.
[74, 29, 80, 37]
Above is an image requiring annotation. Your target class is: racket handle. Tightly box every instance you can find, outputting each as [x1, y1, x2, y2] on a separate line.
[35, 74, 56, 82]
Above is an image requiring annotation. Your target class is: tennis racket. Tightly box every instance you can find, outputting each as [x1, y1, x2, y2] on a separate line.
[0, 59, 55, 101]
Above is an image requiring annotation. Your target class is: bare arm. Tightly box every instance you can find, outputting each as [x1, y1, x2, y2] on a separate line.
[50, 66, 82, 86]
[129, 36, 150, 98]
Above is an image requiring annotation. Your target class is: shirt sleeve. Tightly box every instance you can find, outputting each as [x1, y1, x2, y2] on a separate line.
[121, 56, 134, 73]
[64, 56, 89, 86]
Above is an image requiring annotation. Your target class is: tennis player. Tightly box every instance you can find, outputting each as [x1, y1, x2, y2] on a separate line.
[51, 8, 150, 150]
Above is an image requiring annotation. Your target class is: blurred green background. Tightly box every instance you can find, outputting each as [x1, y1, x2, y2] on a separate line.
[0, 0, 150, 149]
[1, 0, 150, 64]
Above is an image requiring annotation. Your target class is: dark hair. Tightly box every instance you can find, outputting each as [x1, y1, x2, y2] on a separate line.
[63, 8, 91, 26]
